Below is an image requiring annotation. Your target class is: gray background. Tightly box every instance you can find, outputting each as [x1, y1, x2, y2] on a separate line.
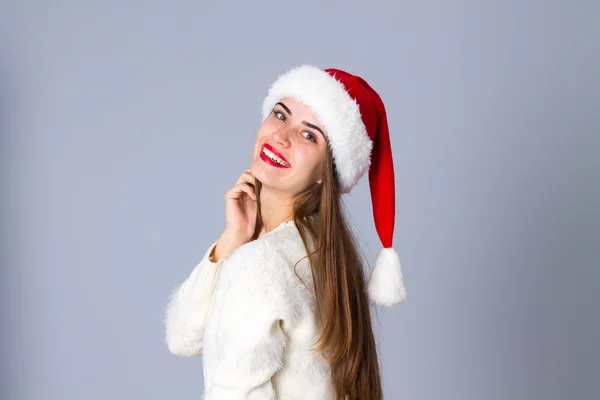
[1, 1, 599, 399]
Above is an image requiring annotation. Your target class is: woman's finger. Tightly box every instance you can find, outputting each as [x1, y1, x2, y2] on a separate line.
[235, 170, 256, 186]
[226, 182, 257, 200]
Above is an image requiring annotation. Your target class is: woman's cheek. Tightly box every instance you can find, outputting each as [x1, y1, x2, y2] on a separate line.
[299, 151, 318, 174]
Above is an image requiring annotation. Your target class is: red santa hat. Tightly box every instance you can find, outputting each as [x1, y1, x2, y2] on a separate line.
[261, 65, 407, 307]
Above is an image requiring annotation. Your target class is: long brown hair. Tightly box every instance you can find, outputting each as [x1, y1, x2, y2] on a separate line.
[253, 144, 383, 400]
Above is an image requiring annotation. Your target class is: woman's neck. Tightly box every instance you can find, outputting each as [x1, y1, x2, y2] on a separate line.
[258, 186, 294, 235]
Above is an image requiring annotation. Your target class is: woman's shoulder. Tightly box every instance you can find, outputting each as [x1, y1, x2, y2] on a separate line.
[217, 222, 314, 321]
[225, 221, 311, 282]
[259, 221, 312, 266]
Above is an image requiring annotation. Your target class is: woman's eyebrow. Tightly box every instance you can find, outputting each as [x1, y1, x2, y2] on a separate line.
[275, 102, 292, 115]
[302, 122, 326, 140]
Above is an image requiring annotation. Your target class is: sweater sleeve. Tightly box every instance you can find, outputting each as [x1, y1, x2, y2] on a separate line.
[203, 242, 299, 400]
[164, 240, 223, 356]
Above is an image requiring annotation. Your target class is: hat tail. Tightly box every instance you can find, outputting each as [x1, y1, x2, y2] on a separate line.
[366, 110, 407, 307]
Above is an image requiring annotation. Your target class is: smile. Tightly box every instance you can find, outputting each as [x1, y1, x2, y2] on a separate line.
[261, 144, 291, 168]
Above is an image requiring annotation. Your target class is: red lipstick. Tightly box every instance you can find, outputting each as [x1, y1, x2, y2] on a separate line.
[264, 143, 289, 164]
[260, 143, 291, 168]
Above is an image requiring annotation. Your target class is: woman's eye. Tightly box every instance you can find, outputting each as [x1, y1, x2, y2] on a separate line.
[302, 131, 317, 143]
[274, 110, 285, 121]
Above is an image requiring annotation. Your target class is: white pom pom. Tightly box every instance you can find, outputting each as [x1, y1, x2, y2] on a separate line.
[367, 247, 407, 307]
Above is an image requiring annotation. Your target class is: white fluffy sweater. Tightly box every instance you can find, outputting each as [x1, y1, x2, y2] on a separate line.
[165, 220, 336, 399]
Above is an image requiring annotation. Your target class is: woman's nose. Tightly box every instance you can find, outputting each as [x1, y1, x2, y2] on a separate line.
[272, 126, 292, 147]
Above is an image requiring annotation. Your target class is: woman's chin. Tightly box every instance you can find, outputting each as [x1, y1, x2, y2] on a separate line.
[251, 161, 286, 179]
[249, 162, 268, 180]
[253, 171, 280, 188]
[250, 166, 286, 190]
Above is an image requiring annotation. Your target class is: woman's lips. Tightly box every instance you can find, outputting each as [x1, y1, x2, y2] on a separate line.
[260, 151, 289, 168]
[261, 143, 291, 168]
[263, 143, 290, 164]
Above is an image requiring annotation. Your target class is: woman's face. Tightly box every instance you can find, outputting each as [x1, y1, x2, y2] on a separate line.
[250, 97, 328, 197]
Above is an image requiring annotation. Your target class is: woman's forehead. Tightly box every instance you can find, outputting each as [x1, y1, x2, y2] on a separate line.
[278, 97, 326, 131]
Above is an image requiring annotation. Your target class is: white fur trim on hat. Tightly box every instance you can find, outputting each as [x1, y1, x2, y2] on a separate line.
[261, 65, 373, 194]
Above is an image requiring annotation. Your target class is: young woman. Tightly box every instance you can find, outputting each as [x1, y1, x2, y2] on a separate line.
[164, 65, 407, 400]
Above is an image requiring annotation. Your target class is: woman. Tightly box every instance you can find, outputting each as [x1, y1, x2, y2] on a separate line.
[164, 65, 407, 400]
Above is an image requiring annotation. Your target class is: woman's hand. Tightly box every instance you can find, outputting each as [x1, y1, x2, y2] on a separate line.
[211, 169, 259, 261]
